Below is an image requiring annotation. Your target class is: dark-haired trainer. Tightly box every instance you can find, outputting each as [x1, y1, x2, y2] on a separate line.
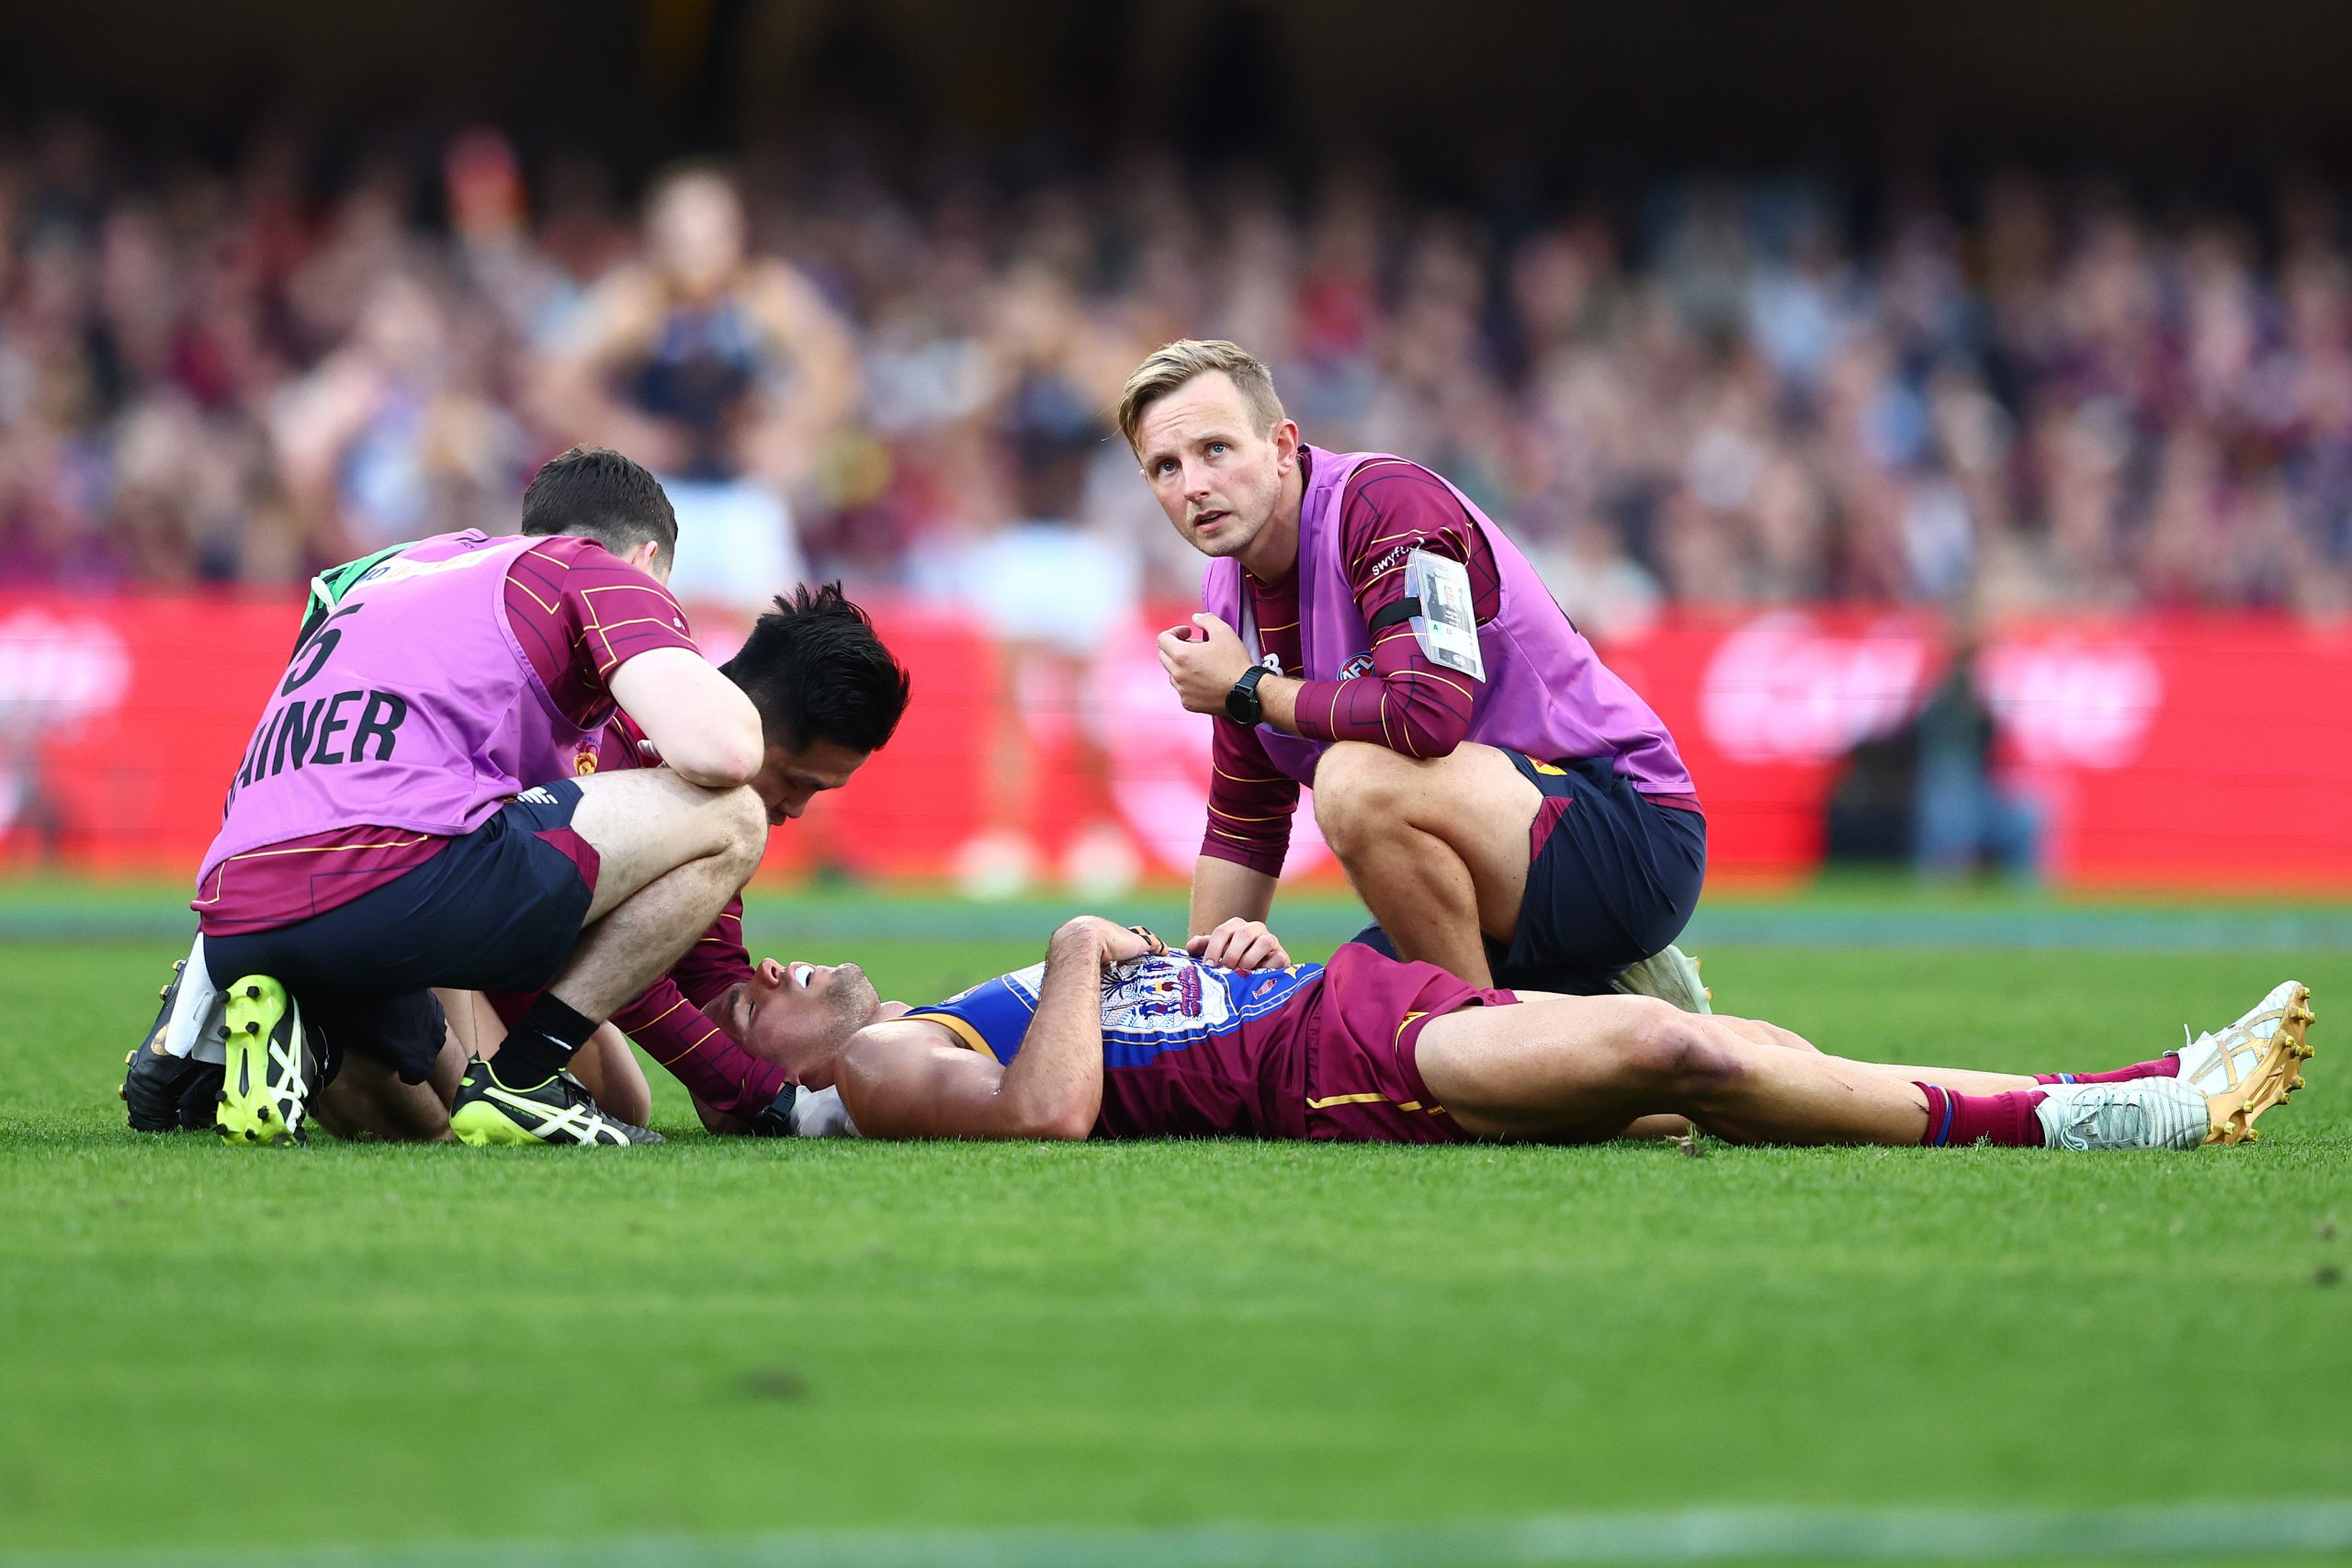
[517, 582, 911, 1137]
[175, 446, 807, 1147]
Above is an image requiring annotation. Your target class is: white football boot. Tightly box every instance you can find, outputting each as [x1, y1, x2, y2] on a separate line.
[1611, 944, 1713, 1014]
[2172, 981, 2314, 1142]
[2033, 1077, 2212, 1151]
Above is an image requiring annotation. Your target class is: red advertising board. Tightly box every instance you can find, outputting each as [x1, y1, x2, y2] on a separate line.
[2, 593, 2346, 892]
[1611, 609, 2352, 888]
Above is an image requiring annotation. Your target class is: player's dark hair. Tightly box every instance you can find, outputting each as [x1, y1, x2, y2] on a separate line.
[723, 584, 911, 756]
[520, 446, 680, 571]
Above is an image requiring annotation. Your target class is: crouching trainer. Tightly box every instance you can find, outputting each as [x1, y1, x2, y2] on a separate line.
[1133, 339, 1706, 1004]
[129, 574, 912, 1144]
[185, 446, 777, 1147]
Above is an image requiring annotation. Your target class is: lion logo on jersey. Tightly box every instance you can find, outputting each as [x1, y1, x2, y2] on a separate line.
[573, 739, 600, 776]
[1100, 958, 1234, 1032]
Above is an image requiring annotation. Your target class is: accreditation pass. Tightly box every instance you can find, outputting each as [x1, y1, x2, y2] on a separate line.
[1403, 547, 1486, 682]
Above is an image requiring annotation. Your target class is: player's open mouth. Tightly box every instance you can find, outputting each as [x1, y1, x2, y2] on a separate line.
[1193, 509, 1228, 530]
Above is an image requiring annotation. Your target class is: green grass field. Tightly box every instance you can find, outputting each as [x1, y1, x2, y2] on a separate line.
[2, 886, 2349, 1565]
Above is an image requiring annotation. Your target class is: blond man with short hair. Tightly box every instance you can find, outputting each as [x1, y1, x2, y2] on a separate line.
[1125, 340, 1708, 1006]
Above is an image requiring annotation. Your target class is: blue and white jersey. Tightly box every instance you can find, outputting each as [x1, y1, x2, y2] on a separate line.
[904, 952, 1324, 1068]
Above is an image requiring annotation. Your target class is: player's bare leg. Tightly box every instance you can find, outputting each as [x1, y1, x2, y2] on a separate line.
[1714, 1015, 2040, 1094]
[1707, 1011, 2178, 1097]
[1511, 1002, 2029, 1128]
[1501, 1002, 2030, 1144]
[1420, 996, 1932, 1144]
[1311, 741, 1536, 987]
[1417, 995, 2245, 1150]
[1563, 1021, 1804, 1138]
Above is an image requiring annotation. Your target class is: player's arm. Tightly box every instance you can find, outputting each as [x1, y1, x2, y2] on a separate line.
[608, 649, 763, 788]
[1190, 856, 1275, 942]
[837, 918, 1150, 1140]
[1186, 915, 1291, 970]
[1187, 704, 1297, 939]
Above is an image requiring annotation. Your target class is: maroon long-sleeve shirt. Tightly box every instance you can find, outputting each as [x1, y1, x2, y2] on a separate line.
[1203, 455, 1502, 875]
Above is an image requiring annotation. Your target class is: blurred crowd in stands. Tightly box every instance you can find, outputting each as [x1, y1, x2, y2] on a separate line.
[7, 120, 2352, 635]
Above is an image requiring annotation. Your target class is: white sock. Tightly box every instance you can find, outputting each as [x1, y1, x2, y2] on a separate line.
[164, 933, 226, 1064]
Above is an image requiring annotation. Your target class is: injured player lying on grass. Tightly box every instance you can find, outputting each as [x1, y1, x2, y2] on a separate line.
[737, 918, 2317, 1151]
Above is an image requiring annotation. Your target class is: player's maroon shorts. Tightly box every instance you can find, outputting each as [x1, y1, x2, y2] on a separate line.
[1295, 943, 1510, 1144]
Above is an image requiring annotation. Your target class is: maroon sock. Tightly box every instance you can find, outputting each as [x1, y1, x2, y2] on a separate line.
[2032, 1056, 2181, 1087]
[1917, 1082, 2049, 1146]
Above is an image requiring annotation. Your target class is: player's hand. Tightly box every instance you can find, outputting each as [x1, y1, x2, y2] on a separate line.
[1157, 614, 1255, 715]
[1186, 918, 1290, 972]
[1061, 916, 1160, 967]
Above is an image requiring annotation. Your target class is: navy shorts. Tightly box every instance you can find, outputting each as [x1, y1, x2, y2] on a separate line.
[201, 781, 598, 1082]
[1352, 753, 1706, 996]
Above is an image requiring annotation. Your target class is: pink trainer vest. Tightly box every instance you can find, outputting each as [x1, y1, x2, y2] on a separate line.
[198, 530, 598, 886]
[1201, 448, 1692, 795]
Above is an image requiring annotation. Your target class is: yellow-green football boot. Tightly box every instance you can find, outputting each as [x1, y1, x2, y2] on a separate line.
[449, 1057, 662, 1146]
[217, 976, 314, 1146]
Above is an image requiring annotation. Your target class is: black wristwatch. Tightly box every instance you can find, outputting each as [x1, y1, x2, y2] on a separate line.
[747, 1084, 805, 1138]
[1225, 664, 1271, 726]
